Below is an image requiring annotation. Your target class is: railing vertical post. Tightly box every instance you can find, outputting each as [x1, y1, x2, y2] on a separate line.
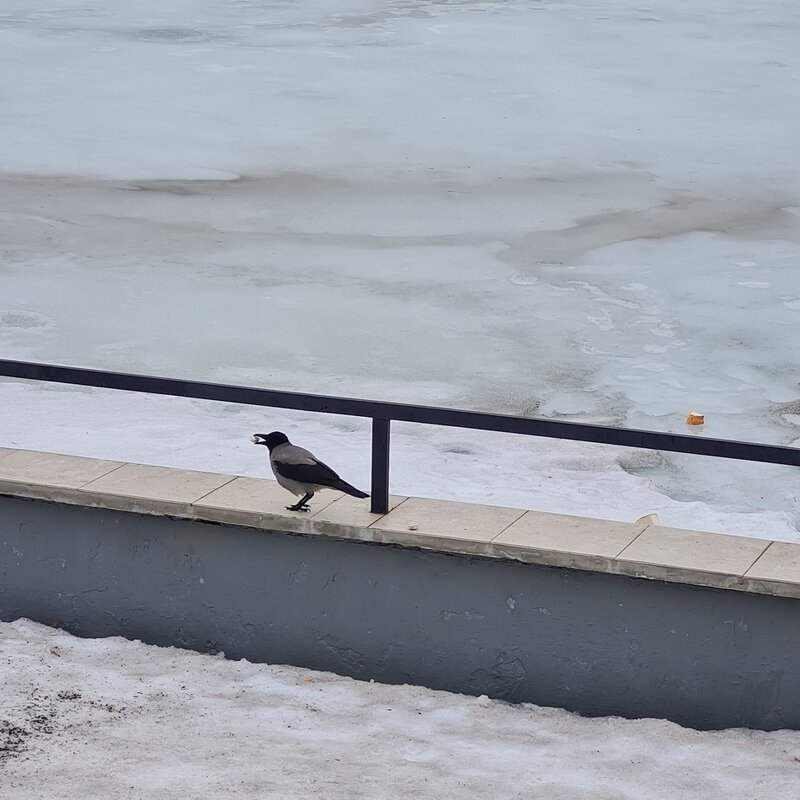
[370, 417, 391, 514]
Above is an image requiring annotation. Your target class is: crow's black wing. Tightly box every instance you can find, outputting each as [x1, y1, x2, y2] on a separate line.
[273, 458, 340, 486]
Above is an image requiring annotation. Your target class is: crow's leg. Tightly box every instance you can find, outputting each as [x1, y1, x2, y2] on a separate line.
[287, 492, 314, 512]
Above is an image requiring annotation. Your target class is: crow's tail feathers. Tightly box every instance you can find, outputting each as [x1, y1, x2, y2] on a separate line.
[332, 479, 369, 499]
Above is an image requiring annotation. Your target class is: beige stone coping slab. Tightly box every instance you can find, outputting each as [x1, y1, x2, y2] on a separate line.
[1, 447, 799, 599]
[0, 449, 124, 495]
[194, 477, 410, 540]
[491, 511, 648, 572]
[78, 462, 237, 517]
[615, 526, 771, 591]
[194, 476, 342, 532]
[743, 542, 800, 598]
[368, 497, 526, 555]
[311, 493, 408, 531]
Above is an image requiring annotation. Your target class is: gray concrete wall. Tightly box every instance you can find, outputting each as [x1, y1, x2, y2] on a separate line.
[2, 494, 799, 731]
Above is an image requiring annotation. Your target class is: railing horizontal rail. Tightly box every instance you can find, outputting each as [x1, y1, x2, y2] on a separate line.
[1, 358, 798, 514]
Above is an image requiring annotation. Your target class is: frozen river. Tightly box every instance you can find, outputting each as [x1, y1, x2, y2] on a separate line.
[1, 0, 799, 537]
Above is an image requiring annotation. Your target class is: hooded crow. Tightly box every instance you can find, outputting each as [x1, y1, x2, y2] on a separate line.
[251, 431, 369, 512]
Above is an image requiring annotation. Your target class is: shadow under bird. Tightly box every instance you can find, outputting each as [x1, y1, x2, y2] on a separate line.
[251, 431, 369, 512]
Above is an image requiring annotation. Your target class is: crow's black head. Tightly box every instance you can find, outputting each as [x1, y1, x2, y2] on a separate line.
[251, 431, 290, 451]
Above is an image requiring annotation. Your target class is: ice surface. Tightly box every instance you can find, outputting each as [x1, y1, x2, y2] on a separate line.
[2, 619, 800, 799]
[1, 0, 799, 536]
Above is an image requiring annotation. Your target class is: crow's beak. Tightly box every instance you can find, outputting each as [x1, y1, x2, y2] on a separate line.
[251, 435, 264, 445]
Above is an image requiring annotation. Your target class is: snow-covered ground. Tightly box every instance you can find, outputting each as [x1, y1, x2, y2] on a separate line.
[1, 0, 799, 537]
[1, 619, 799, 799]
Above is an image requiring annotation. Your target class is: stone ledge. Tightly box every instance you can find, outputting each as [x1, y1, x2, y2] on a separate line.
[0, 447, 798, 599]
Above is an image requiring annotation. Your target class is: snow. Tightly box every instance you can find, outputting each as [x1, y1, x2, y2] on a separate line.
[2, 619, 799, 798]
[1, 0, 799, 537]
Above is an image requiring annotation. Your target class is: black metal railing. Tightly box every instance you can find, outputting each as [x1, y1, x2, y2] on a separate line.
[1, 358, 799, 514]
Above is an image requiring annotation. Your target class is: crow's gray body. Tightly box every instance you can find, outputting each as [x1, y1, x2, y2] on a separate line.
[252, 431, 368, 511]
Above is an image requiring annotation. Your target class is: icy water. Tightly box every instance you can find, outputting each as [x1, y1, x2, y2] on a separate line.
[1, 0, 799, 536]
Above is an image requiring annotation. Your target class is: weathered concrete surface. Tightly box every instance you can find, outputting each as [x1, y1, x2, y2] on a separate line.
[2, 495, 799, 731]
